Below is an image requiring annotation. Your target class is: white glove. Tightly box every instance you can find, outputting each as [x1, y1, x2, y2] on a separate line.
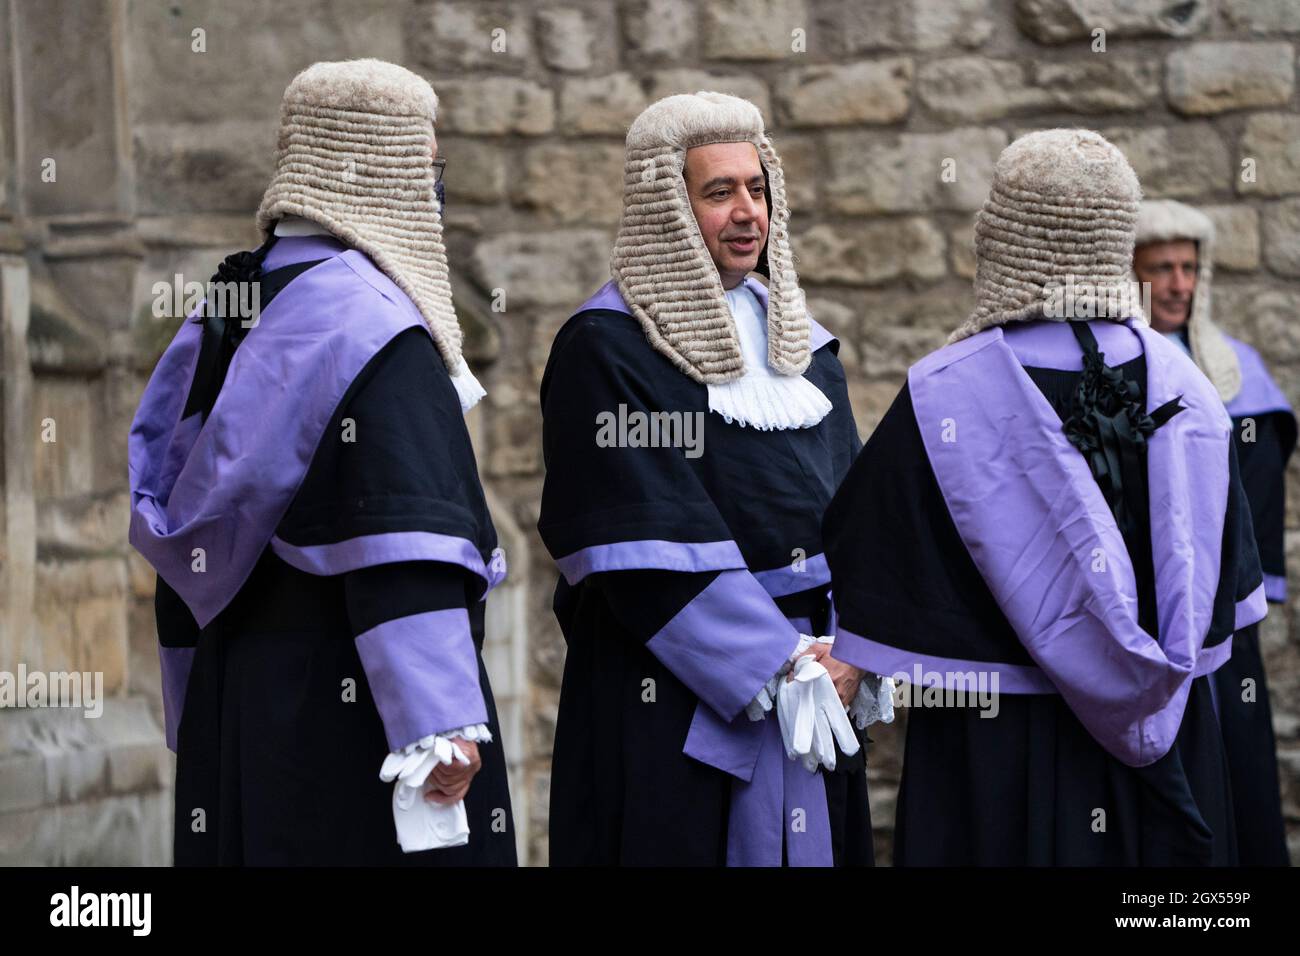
[777, 651, 860, 773]
[378, 723, 491, 853]
[849, 674, 896, 730]
[746, 633, 816, 721]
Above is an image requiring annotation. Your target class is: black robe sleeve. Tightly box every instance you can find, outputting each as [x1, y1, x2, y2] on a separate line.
[1234, 412, 1291, 590]
[277, 327, 494, 751]
[1218, 437, 1264, 639]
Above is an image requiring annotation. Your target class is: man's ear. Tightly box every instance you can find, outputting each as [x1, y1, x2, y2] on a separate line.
[755, 164, 773, 279]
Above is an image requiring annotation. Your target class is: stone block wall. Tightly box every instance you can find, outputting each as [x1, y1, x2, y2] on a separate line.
[1, 0, 1297, 865]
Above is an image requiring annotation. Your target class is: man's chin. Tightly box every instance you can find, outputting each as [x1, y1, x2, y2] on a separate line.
[722, 252, 760, 277]
[1151, 309, 1191, 334]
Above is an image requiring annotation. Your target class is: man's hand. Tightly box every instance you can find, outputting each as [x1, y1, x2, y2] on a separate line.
[786, 641, 864, 707]
[424, 738, 481, 804]
[824, 658, 865, 708]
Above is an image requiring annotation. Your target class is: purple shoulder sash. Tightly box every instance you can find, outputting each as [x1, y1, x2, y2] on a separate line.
[907, 318, 1245, 765]
[1223, 334, 1294, 422]
[130, 249, 435, 627]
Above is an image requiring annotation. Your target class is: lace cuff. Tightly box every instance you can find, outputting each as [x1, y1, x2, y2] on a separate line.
[849, 674, 896, 730]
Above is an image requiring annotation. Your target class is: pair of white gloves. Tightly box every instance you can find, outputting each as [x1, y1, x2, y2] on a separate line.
[378, 723, 491, 853]
[747, 634, 895, 773]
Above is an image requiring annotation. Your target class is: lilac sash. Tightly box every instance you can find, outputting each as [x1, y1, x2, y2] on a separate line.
[1224, 334, 1294, 421]
[129, 245, 495, 628]
[908, 318, 1241, 767]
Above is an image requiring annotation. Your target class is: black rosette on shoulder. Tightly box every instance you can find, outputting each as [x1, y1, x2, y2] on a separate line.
[184, 235, 277, 421]
[1061, 320, 1183, 537]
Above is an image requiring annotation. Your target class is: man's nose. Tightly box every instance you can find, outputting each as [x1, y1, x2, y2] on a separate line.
[733, 189, 760, 221]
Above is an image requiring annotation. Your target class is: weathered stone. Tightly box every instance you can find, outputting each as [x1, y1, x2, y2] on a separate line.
[624, 0, 698, 60]
[36, 492, 130, 559]
[1263, 199, 1300, 278]
[472, 230, 612, 308]
[134, 121, 274, 215]
[559, 73, 648, 136]
[0, 41, 9, 214]
[0, 698, 170, 864]
[29, 277, 106, 374]
[512, 143, 625, 226]
[32, 379, 97, 500]
[45, 254, 142, 336]
[701, 0, 810, 61]
[527, 767, 551, 865]
[950, 223, 977, 279]
[1103, 123, 1229, 198]
[538, 7, 612, 74]
[836, 0, 995, 52]
[860, 323, 949, 380]
[1201, 205, 1260, 272]
[1033, 58, 1163, 113]
[1166, 42, 1295, 116]
[15, 0, 131, 217]
[1213, 285, 1300, 364]
[772, 133, 821, 211]
[32, 558, 128, 692]
[529, 310, 570, 387]
[775, 59, 912, 128]
[825, 127, 1007, 214]
[860, 283, 976, 337]
[434, 78, 555, 136]
[409, 1, 530, 71]
[136, 214, 259, 250]
[0, 789, 173, 866]
[796, 219, 945, 285]
[646, 71, 772, 122]
[436, 138, 508, 205]
[917, 59, 1033, 122]
[918, 56, 1158, 122]
[1220, 0, 1300, 34]
[804, 297, 856, 366]
[1015, 0, 1208, 44]
[1239, 114, 1300, 197]
[484, 402, 542, 478]
[127, 0, 406, 125]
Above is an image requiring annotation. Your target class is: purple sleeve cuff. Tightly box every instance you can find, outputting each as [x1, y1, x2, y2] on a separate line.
[271, 532, 506, 594]
[751, 552, 830, 598]
[645, 570, 800, 722]
[354, 608, 488, 752]
[159, 645, 196, 753]
[1236, 582, 1268, 630]
[831, 626, 1057, 694]
[554, 538, 746, 586]
[1194, 638, 1233, 677]
[1262, 573, 1286, 605]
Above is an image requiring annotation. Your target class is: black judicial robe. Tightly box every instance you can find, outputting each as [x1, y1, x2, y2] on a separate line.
[539, 280, 872, 866]
[824, 318, 1264, 866]
[133, 236, 515, 866]
[1214, 334, 1297, 866]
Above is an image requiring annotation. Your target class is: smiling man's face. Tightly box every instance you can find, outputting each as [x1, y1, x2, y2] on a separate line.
[1133, 239, 1198, 334]
[683, 142, 769, 290]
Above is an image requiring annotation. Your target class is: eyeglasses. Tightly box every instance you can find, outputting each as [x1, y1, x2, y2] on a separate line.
[432, 158, 446, 184]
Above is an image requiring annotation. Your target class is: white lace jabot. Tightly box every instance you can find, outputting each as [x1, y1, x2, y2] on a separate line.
[707, 283, 832, 430]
